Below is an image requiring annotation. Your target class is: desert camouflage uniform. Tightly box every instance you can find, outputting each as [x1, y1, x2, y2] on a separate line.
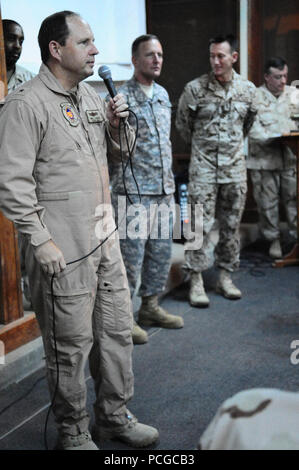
[176, 70, 257, 272]
[248, 84, 299, 241]
[109, 77, 175, 297]
[7, 64, 35, 308]
[7, 64, 35, 93]
[199, 388, 299, 450]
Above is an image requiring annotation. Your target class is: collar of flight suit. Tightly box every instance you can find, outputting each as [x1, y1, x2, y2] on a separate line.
[38, 63, 82, 101]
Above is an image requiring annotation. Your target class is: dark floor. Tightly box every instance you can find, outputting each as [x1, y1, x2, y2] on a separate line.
[0, 240, 299, 451]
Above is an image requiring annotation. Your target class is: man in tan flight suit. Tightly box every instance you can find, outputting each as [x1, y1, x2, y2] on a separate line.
[176, 35, 257, 308]
[0, 11, 158, 450]
[248, 57, 299, 259]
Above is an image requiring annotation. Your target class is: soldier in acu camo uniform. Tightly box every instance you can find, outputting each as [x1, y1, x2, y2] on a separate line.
[176, 35, 257, 308]
[109, 34, 184, 344]
[248, 57, 299, 259]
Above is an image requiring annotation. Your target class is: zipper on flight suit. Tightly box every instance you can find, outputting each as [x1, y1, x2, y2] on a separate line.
[69, 94, 100, 163]
[69, 94, 106, 203]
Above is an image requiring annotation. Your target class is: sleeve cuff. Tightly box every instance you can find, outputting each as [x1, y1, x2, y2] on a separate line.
[30, 229, 52, 247]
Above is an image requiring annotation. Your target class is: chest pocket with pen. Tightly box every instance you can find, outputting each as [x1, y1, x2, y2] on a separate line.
[153, 99, 172, 138]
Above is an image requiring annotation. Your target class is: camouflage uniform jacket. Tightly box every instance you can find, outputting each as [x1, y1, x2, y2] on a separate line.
[109, 76, 175, 195]
[7, 64, 35, 93]
[176, 70, 257, 192]
[248, 84, 299, 170]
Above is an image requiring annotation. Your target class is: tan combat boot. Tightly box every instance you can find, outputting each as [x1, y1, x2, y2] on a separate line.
[216, 269, 242, 300]
[189, 272, 210, 307]
[92, 411, 159, 448]
[138, 295, 184, 329]
[132, 320, 148, 345]
[269, 239, 282, 259]
[56, 431, 99, 450]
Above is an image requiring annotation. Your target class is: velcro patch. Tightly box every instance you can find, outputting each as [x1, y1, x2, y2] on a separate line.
[86, 110, 104, 123]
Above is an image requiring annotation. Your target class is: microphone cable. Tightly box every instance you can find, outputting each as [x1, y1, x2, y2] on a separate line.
[119, 109, 142, 205]
[44, 109, 140, 450]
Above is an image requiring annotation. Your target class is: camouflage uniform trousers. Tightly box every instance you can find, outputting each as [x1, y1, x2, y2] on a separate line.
[185, 181, 247, 273]
[250, 168, 297, 241]
[111, 193, 175, 298]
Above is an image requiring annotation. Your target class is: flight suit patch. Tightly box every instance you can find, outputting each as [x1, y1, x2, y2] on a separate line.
[86, 110, 103, 123]
[60, 103, 79, 127]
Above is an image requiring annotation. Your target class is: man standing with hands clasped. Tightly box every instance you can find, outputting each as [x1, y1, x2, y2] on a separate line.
[0, 11, 158, 450]
[176, 35, 257, 308]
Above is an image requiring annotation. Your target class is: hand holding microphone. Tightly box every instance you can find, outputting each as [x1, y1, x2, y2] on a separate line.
[98, 65, 129, 128]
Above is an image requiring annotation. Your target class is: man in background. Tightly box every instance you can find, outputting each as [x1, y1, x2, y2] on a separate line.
[248, 57, 299, 259]
[3, 19, 35, 309]
[176, 35, 257, 308]
[109, 34, 184, 344]
[3, 19, 35, 92]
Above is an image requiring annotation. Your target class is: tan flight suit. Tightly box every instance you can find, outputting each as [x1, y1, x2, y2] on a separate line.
[0, 64, 135, 437]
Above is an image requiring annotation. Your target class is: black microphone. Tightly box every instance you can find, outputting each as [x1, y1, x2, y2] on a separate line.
[98, 65, 117, 98]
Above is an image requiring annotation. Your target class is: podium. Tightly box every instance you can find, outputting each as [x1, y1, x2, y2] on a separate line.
[274, 132, 299, 268]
